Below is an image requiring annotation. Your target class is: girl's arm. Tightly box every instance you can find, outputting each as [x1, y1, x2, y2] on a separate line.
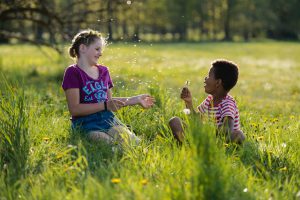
[112, 93, 155, 109]
[107, 89, 155, 108]
[65, 88, 124, 117]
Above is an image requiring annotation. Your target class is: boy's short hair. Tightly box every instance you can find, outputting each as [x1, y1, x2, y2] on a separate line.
[212, 59, 239, 91]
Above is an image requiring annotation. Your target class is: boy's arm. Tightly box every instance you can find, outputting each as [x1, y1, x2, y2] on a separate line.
[184, 100, 198, 115]
[218, 117, 245, 143]
[218, 117, 234, 137]
[181, 87, 200, 115]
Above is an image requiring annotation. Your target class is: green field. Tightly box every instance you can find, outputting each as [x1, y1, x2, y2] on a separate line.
[0, 42, 299, 199]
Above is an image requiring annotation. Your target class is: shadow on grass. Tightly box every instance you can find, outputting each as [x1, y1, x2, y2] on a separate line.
[67, 129, 123, 181]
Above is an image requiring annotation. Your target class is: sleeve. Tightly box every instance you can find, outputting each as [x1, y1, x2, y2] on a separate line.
[219, 99, 236, 121]
[106, 68, 114, 89]
[62, 67, 80, 90]
[197, 96, 211, 113]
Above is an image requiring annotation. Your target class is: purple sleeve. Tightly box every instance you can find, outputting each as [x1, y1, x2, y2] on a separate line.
[107, 69, 113, 89]
[98, 65, 114, 89]
[62, 67, 80, 90]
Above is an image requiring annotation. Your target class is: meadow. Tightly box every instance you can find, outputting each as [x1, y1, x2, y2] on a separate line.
[0, 41, 299, 200]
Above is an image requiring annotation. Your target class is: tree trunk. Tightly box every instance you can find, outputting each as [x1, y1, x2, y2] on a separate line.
[122, 21, 128, 40]
[132, 25, 140, 42]
[107, 0, 113, 41]
[224, 0, 234, 41]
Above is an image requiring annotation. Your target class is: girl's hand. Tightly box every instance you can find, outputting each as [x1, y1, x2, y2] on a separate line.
[181, 87, 192, 103]
[138, 94, 155, 109]
[107, 99, 125, 111]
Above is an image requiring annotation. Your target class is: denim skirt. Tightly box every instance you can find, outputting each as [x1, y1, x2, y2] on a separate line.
[71, 111, 122, 133]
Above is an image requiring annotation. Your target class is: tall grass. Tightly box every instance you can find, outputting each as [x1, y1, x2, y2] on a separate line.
[0, 42, 299, 199]
[0, 77, 29, 198]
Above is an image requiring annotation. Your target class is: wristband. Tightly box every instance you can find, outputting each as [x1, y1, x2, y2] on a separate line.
[104, 101, 107, 111]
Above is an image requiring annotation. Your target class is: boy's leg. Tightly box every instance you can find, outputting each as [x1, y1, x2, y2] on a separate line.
[169, 116, 185, 143]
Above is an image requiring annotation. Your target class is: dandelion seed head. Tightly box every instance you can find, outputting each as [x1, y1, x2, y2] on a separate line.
[183, 108, 191, 115]
[263, 83, 272, 91]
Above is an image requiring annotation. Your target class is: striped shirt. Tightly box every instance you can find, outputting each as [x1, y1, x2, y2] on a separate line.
[197, 94, 241, 130]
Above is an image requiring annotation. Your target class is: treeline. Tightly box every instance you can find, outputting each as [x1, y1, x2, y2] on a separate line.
[0, 0, 299, 51]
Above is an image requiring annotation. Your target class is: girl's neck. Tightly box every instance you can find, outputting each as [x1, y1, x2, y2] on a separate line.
[77, 58, 94, 69]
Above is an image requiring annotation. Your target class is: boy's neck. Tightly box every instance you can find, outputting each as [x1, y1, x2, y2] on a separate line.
[212, 90, 228, 104]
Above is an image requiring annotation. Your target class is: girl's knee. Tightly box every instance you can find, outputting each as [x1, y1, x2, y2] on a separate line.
[88, 131, 113, 143]
[109, 125, 140, 145]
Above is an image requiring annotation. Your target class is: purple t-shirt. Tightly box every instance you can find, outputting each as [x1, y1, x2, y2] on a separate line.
[62, 64, 113, 103]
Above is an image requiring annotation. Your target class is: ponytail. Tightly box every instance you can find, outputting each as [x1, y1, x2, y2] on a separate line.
[68, 46, 77, 58]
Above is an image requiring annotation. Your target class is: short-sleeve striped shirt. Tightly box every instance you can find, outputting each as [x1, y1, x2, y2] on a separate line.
[197, 94, 241, 130]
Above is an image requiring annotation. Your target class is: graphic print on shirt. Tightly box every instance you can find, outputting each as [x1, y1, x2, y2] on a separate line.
[82, 80, 108, 102]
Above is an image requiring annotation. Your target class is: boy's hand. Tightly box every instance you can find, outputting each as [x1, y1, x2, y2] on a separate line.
[138, 94, 155, 109]
[107, 99, 125, 111]
[181, 87, 192, 103]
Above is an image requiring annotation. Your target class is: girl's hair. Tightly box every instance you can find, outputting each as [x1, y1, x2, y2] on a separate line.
[68, 29, 106, 58]
[211, 59, 239, 91]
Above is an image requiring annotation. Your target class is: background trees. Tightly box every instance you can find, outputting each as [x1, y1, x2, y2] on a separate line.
[1, 0, 299, 50]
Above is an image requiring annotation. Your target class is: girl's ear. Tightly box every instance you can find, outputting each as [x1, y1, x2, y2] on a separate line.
[79, 44, 87, 53]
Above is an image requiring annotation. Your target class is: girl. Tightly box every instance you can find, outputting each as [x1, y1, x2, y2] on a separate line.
[62, 29, 155, 144]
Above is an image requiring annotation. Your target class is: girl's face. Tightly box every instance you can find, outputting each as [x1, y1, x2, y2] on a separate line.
[81, 38, 103, 65]
[204, 67, 219, 94]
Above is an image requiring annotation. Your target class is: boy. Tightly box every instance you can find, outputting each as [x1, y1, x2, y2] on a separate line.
[169, 59, 245, 144]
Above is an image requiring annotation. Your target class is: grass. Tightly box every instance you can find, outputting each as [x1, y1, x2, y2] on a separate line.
[0, 41, 300, 199]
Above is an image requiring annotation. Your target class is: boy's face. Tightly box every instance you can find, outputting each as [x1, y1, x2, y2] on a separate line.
[204, 67, 219, 94]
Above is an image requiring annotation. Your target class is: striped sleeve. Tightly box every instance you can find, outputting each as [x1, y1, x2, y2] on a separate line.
[219, 99, 236, 121]
[197, 95, 212, 113]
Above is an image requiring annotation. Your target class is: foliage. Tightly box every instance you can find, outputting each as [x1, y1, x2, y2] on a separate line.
[0, 0, 299, 50]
